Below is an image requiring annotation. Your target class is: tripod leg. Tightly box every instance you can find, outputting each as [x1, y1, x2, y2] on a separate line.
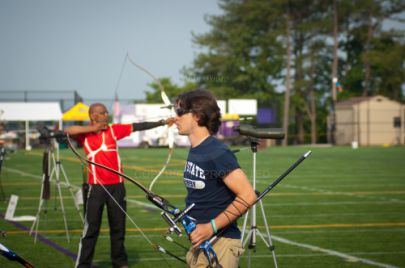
[0, 149, 6, 201]
[30, 199, 44, 244]
[241, 209, 249, 242]
[60, 164, 84, 223]
[30, 167, 48, 243]
[243, 228, 254, 268]
[0, 173, 5, 201]
[242, 214, 256, 268]
[49, 147, 71, 243]
[250, 203, 257, 251]
[242, 229, 254, 248]
[55, 172, 70, 243]
[259, 199, 278, 268]
[247, 247, 252, 268]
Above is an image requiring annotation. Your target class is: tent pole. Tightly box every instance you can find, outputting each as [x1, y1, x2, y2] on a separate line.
[25, 120, 30, 151]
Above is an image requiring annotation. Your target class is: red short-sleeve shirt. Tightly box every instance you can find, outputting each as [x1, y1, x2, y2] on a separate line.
[76, 124, 132, 184]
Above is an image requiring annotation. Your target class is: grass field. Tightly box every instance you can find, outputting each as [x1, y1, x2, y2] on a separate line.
[0, 145, 404, 268]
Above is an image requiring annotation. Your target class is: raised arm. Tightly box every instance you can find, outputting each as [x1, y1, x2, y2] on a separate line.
[64, 122, 108, 136]
[131, 118, 175, 132]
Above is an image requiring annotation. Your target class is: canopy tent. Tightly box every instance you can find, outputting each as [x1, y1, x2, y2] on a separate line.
[0, 102, 62, 150]
[62, 102, 90, 121]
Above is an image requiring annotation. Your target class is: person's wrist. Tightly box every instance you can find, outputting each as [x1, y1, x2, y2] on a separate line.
[210, 219, 217, 234]
[92, 124, 101, 132]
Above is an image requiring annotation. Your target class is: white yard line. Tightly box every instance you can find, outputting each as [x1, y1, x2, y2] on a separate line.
[283, 184, 405, 203]
[260, 200, 404, 206]
[4, 167, 42, 179]
[92, 251, 405, 262]
[5, 168, 403, 267]
[270, 235, 400, 268]
[4, 167, 154, 208]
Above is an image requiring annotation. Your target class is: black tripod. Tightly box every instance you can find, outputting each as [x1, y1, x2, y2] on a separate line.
[30, 139, 83, 243]
[241, 138, 278, 268]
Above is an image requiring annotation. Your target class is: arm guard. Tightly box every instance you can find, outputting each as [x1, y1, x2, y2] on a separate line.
[132, 120, 166, 132]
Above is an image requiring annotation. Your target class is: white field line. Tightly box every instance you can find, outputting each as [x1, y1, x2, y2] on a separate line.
[91, 251, 405, 262]
[5, 168, 403, 267]
[260, 201, 404, 206]
[4, 167, 155, 208]
[282, 184, 405, 203]
[270, 234, 400, 268]
[4, 167, 80, 190]
[275, 228, 405, 235]
[4, 167, 42, 180]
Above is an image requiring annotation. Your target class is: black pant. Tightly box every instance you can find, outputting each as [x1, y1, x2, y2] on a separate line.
[75, 183, 128, 268]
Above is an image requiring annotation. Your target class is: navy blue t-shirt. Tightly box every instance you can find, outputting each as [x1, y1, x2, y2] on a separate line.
[184, 136, 241, 239]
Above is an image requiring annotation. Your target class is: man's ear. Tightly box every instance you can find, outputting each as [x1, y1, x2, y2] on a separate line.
[192, 113, 202, 127]
[192, 112, 200, 121]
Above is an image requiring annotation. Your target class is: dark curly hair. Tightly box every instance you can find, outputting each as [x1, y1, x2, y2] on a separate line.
[175, 89, 221, 135]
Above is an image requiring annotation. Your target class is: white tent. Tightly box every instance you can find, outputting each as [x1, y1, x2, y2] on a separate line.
[0, 102, 63, 150]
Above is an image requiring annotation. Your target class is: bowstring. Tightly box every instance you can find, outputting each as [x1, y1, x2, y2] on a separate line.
[73, 147, 155, 246]
[67, 136, 182, 265]
[81, 160, 176, 267]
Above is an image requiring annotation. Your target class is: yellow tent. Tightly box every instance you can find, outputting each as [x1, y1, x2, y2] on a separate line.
[62, 102, 90, 121]
[222, 113, 240, 120]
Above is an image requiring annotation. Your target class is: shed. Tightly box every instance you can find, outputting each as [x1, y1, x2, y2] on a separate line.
[335, 95, 405, 146]
[0, 102, 62, 150]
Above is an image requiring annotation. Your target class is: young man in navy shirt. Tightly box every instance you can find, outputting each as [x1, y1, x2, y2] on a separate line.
[174, 89, 256, 268]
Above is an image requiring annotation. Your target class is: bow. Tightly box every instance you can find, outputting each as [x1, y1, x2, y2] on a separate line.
[0, 242, 35, 268]
[67, 126, 312, 268]
[126, 53, 175, 191]
[66, 135, 187, 264]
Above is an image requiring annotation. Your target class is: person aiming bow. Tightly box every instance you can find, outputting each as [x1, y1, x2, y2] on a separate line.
[174, 89, 257, 268]
[64, 102, 174, 268]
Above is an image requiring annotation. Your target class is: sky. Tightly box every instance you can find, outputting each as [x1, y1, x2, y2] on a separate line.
[0, 0, 222, 103]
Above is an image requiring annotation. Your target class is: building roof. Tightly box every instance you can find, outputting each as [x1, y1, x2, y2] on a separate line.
[336, 95, 392, 108]
[0, 102, 62, 121]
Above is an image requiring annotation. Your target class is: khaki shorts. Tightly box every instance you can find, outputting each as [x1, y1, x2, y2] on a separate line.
[186, 237, 244, 268]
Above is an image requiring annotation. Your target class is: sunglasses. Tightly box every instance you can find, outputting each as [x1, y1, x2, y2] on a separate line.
[175, 107, 192, 117]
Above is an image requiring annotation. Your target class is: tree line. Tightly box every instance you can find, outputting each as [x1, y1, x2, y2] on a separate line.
[145, 0, 404, 144]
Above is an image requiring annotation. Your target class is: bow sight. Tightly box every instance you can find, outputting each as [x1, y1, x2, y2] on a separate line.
[145, 191, 221, 266]
[145, 192, 196, 236]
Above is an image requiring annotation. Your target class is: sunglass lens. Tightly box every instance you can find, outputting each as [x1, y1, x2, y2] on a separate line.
[175, 108, 186, 116]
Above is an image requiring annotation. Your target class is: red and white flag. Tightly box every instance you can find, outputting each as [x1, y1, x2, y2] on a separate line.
[113, 92, 120, 123]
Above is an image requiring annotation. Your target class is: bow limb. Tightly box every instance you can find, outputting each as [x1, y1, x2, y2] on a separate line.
[0, 243, 35, 268]
[126, 54, 175, 191]
[126, 54, 169, 105]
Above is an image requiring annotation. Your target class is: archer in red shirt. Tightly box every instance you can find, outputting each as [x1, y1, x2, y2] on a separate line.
[65, 103, 173, 268]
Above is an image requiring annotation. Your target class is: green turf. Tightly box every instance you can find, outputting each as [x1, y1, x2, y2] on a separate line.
[0, 145, 404, 268]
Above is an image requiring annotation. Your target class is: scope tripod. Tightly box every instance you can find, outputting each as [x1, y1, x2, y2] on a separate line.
[241, 138, 278, 268]
[30, 140, 83, 243]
